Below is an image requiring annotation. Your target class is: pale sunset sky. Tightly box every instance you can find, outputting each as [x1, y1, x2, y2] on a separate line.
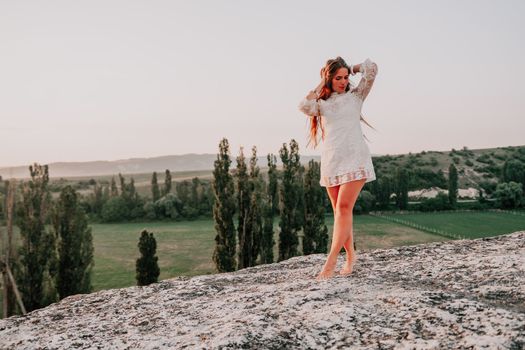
[0, 0, 523, 167]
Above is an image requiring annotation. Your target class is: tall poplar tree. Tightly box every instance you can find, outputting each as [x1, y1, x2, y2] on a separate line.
[266, 153, 279, 215]
[151, 172, 160, 202]
[377, 175, 392, 210]
[395, 167, 409, 210]
[52, 185, 94, 299]
[110, 176, 118, 197]
[163, 169, 172, 196]
[247, 146, 263, 266]
[212, 138, 237, 272]
[260, 153, 278, 264]
[15, 163, 58, 311]
[278, 139, 301, 262]
[191, 177, 201, 208]
[235, 146, 251, 269]
[302, 160, 328, 254]
[448, 163, 458, 209]
[92, 183, 104, 216]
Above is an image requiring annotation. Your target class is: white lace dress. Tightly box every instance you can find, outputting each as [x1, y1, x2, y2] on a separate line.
[298, 58, 378, 187]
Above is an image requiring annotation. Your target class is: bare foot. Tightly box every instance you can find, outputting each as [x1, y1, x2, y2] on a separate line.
[339, 254, 357, 276]
[316, 255, 338, 281]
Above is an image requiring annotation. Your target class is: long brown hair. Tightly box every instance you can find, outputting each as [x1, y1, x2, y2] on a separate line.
[306, 56, 376, 149]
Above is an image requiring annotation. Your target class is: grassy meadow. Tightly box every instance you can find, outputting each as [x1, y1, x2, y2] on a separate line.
[1, 210, 523, 298]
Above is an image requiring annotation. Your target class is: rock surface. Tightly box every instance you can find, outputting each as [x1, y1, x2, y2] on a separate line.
[1, 231, 524, 349]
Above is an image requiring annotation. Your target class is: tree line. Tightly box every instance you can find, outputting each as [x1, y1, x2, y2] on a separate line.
[0, 165, 93, 316]
[211, 138, 329, 272]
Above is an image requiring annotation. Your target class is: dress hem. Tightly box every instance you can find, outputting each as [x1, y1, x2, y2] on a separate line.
[319, 168, 376, 187]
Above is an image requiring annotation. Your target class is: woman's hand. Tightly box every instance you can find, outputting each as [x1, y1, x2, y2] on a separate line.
[306, 78, 325, 100]
[306, 90, 318, 100]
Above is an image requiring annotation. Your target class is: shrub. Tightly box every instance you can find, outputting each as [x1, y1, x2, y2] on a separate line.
[418, 192, 451, 212]
[354, 190, 375, 214]
[101, 197, 129, 222]
[494, 181, 523, 209]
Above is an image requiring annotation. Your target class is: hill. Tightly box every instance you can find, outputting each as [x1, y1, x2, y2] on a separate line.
[0, 153, 322, 179]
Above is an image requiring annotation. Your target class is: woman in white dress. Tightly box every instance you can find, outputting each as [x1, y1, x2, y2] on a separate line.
[298, 56, 378, 280]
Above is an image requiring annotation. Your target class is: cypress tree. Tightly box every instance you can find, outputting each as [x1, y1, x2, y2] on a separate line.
[267, 153, 279, 216]
[15, 163, 58, 311]
[260, 153, 278, 264]
[198, 181, 212, 215]
[378, 176, 392, 210]
[212, 138, 237, 272]
[448, 163, 458, 209]
[151, 172, 160, 202]
[176, 180, 191, 204]
[248, 146, 263, 266]
[303, 160, 328, 254]
[116, 174, 139, 219]
[119, 173, 126, 199]
[92, 183, 104, 217]
[296, 163, 306, 230]
[163, 169, 172, 196]
[52, 185, 94, 299]
[102, 185, 110, 203]
[129, 178, 137, 199]
[191, 177, 201, 209]
[135, 229, 160, 286]
[278, 139, 301, 262]
[395, 167, 409, 210]
[110, 176, 118, 197]
[235, 146, 251, 269]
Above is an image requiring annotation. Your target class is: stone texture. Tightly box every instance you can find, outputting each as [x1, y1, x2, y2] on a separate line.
[1, 231, 524, 349]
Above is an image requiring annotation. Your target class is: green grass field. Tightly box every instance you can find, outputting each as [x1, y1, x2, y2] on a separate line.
[1, 211, 523, 300]
[379, 211, 525, 238]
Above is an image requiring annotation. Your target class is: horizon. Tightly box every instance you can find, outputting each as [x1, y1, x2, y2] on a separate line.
[1, 0, 524, 167]
[1, 143, 521, 170]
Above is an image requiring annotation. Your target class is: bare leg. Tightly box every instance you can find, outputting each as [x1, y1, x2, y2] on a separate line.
[316, 179, 366, 281]
[326, 185, 355, 267]
[339, 217, 358, 275]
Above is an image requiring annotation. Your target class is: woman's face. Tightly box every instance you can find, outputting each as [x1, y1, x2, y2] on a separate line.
[331, 67, 349, 93]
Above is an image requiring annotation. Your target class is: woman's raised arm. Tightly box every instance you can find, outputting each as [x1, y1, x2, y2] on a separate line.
[351, 58, 378, 101]
[298, 79, 324, 116]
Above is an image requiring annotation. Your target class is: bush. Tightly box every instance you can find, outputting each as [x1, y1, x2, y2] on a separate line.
[418, 192, 451, 212]
[136, 229, 160, 286]
[143, 201, 157, 220]
[354, 190, 375, 214]
[154, 193, 182, 219]
[476, 154, 492, 164]
[494, 181, 523, 209]
[101, 197, 129, 222]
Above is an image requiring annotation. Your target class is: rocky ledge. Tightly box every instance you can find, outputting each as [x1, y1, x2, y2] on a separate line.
[1, 231, 524, 349]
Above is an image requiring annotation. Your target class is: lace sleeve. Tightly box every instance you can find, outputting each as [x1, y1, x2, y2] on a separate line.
[352, 58, 378, 101]
[298, 97, 320, 117]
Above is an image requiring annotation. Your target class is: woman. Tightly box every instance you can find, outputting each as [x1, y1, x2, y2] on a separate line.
[298, 56, 378, 281]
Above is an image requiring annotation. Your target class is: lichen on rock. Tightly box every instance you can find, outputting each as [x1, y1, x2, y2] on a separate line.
[1, 231, 524, 349]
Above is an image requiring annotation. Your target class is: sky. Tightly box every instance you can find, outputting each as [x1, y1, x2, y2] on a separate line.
[1, 0, 524, 167]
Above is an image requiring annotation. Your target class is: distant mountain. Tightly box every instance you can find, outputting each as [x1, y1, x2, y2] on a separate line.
[0, 153, 323, 179]
[2, 144, 522, 182]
